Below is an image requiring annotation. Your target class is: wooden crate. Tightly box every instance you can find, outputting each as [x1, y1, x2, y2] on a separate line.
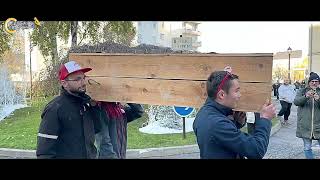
[69, 53, 273, 112]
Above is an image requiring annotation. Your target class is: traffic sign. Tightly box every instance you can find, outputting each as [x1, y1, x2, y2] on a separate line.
[173, 106, 195, 117]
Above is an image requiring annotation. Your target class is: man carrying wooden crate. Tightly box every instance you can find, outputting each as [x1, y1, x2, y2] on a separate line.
[193, 71, 276, 159]
[36, 61, 104, 159]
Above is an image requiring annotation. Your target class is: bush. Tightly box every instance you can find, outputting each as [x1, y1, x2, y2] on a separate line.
[32, 56, 69, 98]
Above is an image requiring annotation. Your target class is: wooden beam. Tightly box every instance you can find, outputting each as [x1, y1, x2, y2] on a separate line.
[85, 77, 271, 112]
[70, 53, 273, 82]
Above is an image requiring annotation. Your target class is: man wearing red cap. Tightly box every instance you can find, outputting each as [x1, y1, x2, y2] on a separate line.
[36, 61, 104, 159]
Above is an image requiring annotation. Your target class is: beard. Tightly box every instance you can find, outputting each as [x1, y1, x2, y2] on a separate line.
[69, 85, 86, 95]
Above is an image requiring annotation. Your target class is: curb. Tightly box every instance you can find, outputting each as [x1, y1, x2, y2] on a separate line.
[0, 148, 36, 159]
[0, 121, 281, 159]
[0, 145, 199, 159]
[126, 144, 199, 159]
[270, 119, 281, 136]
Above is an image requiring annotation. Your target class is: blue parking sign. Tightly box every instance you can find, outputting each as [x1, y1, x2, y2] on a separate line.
[173, 106, 195, 117]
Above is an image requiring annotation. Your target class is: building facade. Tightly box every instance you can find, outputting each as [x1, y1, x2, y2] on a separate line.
[136, 21, 201, 51]
[309, 23, 320, 75]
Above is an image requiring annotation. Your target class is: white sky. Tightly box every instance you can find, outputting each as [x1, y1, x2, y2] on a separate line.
[197, 21, 318, 58]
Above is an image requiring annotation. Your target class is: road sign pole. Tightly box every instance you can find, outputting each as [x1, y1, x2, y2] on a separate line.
[182, 117, 186, 139]
[173, 106, 195, 139]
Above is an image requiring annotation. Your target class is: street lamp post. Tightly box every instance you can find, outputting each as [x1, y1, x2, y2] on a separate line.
[29, 36, 33, 100]
[287, 47, 292, 82]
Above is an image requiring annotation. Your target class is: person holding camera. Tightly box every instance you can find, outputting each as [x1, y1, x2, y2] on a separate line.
[294, 72, 320, 159]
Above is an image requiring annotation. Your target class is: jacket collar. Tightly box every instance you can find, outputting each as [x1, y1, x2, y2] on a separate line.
[204, 97, 233, 116]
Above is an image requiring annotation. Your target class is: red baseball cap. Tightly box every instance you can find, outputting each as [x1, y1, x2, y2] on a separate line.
[59, 61, 92, 80]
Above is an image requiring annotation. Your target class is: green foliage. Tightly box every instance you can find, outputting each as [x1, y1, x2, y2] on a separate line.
[30, 21, 68, 63]
[102, 21, 136, 46]
[0, 22, 13, 60]
[30, 21, 136, 64]
[57, 22, 71, 43]
[295, 57, 309, 69]
[78, 21, 101, 45]
[273, 66, 289, 81]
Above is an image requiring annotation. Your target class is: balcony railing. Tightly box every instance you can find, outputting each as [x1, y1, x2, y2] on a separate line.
[182, 29, 201, 36]
[192, 41, 201, 47]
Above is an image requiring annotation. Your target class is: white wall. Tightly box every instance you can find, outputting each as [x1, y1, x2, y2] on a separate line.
[310, 24, 320, 75]
[137, 21, 159, 45]
[24, 29, 46, 79]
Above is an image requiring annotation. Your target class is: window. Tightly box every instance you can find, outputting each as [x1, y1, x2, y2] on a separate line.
[152, 35, 156, 43]
[160, 33, 164, 40]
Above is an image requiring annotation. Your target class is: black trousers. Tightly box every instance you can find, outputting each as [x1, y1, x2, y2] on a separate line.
[278, 100, 292, 121]
[273, 89, 279, 99]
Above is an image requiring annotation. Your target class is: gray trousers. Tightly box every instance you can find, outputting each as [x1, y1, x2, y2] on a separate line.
[95, 119, 118, 159]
